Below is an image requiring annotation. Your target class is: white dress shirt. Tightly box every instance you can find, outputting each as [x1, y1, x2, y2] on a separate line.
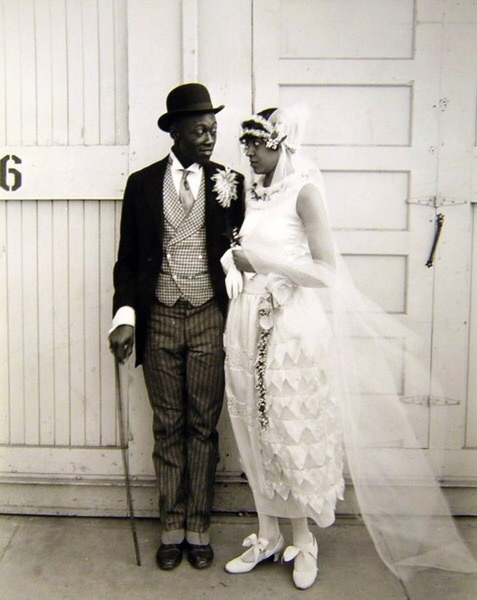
[169, 150, 203, 198]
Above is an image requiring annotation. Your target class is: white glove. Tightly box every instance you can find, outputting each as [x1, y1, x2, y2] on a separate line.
[220, 248, 234, 274]
[225, 264, 244, 299]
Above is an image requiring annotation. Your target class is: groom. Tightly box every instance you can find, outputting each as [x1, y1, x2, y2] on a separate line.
[109, 83, 245, 570]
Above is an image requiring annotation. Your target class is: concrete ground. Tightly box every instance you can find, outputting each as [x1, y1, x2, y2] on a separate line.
[0, 514, 475, 600]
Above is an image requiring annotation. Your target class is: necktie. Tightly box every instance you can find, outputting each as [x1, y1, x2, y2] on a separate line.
[179, 169, 195, 215]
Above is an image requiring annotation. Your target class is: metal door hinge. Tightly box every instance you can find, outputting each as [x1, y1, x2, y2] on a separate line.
[400, 395, 460, 406]
[434, 197, 468, 208]
[406, 197, 435, 206]
[406, 195, 468, 208]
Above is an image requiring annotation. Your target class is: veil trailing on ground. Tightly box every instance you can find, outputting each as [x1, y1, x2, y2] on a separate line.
[240, 107, 477, 583]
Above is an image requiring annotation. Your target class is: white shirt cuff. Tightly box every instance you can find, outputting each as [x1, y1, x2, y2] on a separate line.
[108, 306, 135, 336]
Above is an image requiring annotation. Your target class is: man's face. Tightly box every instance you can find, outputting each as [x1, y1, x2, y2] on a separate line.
[172, 113, 217, 165]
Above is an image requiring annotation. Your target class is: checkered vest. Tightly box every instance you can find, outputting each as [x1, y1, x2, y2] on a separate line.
[155, 164, 214, 306]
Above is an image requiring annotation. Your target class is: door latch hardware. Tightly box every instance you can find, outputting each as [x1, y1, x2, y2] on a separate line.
[426, 213, 445, 267]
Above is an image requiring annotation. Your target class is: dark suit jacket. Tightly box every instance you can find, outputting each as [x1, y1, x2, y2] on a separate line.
[112, 155, 245, 366]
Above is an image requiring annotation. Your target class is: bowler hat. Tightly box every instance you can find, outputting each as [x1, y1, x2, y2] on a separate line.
[158, 83, 224, 131]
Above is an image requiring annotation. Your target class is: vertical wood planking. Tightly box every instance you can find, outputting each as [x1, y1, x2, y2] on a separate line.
[114, 0, 128, 145]
[400, 20, 440, 445]
[467, 206, 477, 446]
[84, 201, 101, 445]
[65, 1, 84, 145]
[127, 0, 180, 167]
[0, 202, 9, 443]
[252, 0, 280, 111]
[99, 201, 117, 446]
[52, 201, 70, 445]
[113, 198, 123, 442]
[2, 0, 127, 147]
[82, 0, 100, 145]
[37, 201, 55, 444]
[0, 1, 7, 144]
[68, 201, 86, 445]
[198, 0, 253, 167]
[19, 0, 37, 145]
[1, 1, 129, 452]
[430, 15, 477, 448]
[50, 0, 68, 145]
[7, 202, 24, 443]
[22, 201, 40, 444]
[35, 0, 53, 145]
[4, 0, 22, 144]
[98, 0, 116, 145]
[181, 0, 199, 82]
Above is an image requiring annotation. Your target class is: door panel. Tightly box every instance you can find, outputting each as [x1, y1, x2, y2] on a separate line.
[253, 0, 439, 449]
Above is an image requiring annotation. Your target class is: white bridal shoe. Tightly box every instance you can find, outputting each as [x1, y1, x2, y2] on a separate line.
[225, 533, 285, 574]
[283, 536, 318, 590]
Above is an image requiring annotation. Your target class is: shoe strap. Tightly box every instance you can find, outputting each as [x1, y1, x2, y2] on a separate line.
[283, 541, 317, 566]
[242, 534, 270, 561]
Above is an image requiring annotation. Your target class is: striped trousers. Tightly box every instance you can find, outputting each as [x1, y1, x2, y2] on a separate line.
[143, 298, 225, 534]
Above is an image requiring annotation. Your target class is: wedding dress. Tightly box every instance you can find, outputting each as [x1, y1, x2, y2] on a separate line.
[225, 170, 345, 528]
[223, 105, 476, 583]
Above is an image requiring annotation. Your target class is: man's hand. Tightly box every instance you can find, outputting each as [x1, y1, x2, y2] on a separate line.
[109, 325, 134, 364]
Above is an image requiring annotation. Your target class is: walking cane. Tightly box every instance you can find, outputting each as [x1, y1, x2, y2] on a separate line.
[115, 360, 142, 566]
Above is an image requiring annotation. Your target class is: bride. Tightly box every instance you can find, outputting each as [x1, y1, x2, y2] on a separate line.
[221, 107, 476, 590]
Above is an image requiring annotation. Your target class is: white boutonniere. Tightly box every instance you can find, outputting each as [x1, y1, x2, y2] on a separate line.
[211, 167, 238, 208]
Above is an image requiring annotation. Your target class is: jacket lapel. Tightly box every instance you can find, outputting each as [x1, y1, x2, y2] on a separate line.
[203, 162, 226, 246]
[144, 157, 168, 233]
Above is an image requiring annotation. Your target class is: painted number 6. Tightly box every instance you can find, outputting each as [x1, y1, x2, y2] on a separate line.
[0, 155, 22, 191]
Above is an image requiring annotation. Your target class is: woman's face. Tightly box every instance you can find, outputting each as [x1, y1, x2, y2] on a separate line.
[242, 138, 280, 175]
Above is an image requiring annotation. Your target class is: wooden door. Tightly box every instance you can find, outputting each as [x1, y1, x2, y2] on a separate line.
[431, 2, 477, 491]
[0, 0, 129, 512]
[253, 0, 435, 445]
[252, 0, 477, 502]
[0, 0, 256, 516]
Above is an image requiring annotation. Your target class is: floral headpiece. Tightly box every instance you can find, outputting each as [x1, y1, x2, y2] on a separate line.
[240, 112, 297, 152]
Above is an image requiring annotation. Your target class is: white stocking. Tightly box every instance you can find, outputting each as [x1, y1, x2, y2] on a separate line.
[258, 513, 280, 542]
[238, 513, 281, 563]
[291, 517, 313, 547]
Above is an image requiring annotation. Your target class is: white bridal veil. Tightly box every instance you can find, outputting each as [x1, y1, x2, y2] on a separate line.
[241, 107, 477, 583]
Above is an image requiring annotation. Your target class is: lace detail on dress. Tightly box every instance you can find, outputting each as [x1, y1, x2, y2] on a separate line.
[227, 395, 260, 429]
[225, 347, 255, 374]
[247, 170, 319, 209]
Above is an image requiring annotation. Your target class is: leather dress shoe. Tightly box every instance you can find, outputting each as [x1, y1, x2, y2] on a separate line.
[156, 542, 183, 570]
[187, 543, 214, 569]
